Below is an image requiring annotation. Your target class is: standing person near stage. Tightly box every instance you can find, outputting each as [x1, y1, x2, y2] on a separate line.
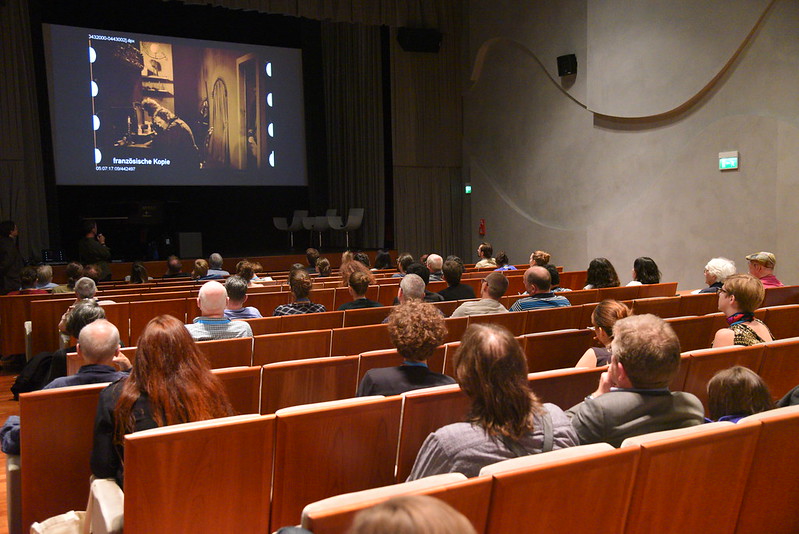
[78, 220, 112, 281]
[0, 220, 24, 295]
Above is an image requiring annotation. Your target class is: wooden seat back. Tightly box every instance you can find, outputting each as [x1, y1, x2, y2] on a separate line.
[245, 291, 290, 316]
[682, 345, 765, 413]
[553, 288, 597, 306]
[376, 284, 399, 306]
[330, 324, 392, 356]
[358, 346, 447, 382]
[100, 301, 131, 346]
[664, 315, 716, 351]
[466, 310, 527, 335]
[678, 292, 719, 316]
[29, 298, 74, 355]
[631, 296, 682, 318]
[242, 316, 283, 335]
[212, 366, 262, 414]
[333, 286, 379, 309]
[528, 366, 606, 410]
[310, 288, 335, 312]
[558, 270, 587, 290]
[524, 305, 580, 334]
[196, 336, 253, 369]
[343, 306, 392, 327]
[129, 298, 187, 345]
[260, 356, 359, 414]
[252, 330, 332, 365]
[763, 304, 799, 339]
[395, 384, 470, 481]
[270, 397, 402, 531]
[429, 299, 460, 316]
[522, 329, 595, 372]
[637, 281, 678, 298]
[759, 337, 799, 400]
[124, 415, 275, 533]
[598, 285, 640, 301]
[281, 310, 345, 332]
[762, 284, 799, 307]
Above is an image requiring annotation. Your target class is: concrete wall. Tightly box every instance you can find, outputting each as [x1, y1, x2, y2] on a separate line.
[465, 0, 799, 290]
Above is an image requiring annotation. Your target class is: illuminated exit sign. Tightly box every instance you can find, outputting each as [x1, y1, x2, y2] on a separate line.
[719, 151, 739, 171]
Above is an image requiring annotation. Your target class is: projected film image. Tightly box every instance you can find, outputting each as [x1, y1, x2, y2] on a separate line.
[45, 24, 307, 186]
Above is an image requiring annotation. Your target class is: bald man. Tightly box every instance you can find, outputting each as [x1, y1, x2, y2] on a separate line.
[509, 266, 571, 311]
[185, 281, 253, 341]
[426, 254, 444, 282]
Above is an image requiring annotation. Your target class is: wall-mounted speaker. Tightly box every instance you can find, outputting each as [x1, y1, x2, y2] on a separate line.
[557, 54, 577, 76]
[397, 28, 442, 53]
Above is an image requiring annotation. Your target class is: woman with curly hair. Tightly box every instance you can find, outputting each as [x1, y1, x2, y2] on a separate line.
[91, 315, 233, 486]
[407, 323, 577, 479]
[339, 257, 375, 288]
[356, 300, 454, 396]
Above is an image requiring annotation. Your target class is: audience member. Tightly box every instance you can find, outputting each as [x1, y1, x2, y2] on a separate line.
[274, 270, 327, 316]
[391, 253, 414, 278]
[693, 257, 736, 294]
[224, 276, 263, 319]
[83, 264, 102, 283]
[575, 300, 631, 368]
[163, 255, 189, 278]
[583, 258, 620, 289]
[338, 271, 382, 310]
[530, 250, 551, 266]
[1, 319, 130, 455]
[78, 220, 111, 281]
[305, 248, 320, 273]
[777, 384, 799, 407]
[235, 260, 256, 284]
[57, 276, 107, 342]
[475, 242, 497, 269]
[543, 264, 569, 293]
[192, 259, 209, 280]
[408, 323, 577, 479]
[206, 252, 229, 277]
[185, 281, 253, 340]
[52, 262, 83, 293]
[356, 301, 453, 396]
[373, 249, 392, 270]
[7, 266, 47, 295]
[437, 260, 476, 301]
[35, 265, 59, 290]
[341, 250, 354, 266]
[397, 274, 426, 304]
[340, 259, 374, 288]
[346, 495, 477, 534]
[91, 315, 233, 486]
[46, 299, 109, 386]
[509, 266, 570, 311]
[746, 251, 783, 288]
[451, 272, 509, 317]
[316, 257, 331, 277]
[400, 262, 442, 302]
[426, 254, 444, 281]
[0, 220, 22, 295]
[494, 251, 517, 271]
[707, 366, 773, 423]
[354, 252, 371, 270]
[712, 274, 773, 347]
[567, 314, 704, 447]
[125, 262, 151, 284]
[627, 256, 661, 286]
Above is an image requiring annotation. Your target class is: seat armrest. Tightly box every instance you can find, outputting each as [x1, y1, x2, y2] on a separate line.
[88, 478, 124, 534]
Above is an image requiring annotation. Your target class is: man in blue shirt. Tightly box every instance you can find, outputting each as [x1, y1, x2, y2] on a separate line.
[509, 266, 571, 311]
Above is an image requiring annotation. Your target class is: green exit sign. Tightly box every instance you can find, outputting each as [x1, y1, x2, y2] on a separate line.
[719, 151, 739, 171]
[465, 184, 472, 194]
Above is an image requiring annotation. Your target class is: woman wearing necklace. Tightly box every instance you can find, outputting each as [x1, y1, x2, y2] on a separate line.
[712, 274, 773, 347]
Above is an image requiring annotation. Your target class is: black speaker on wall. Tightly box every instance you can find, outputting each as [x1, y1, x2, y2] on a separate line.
[557, 54, 578, 76]
[397, 27, 442, 53]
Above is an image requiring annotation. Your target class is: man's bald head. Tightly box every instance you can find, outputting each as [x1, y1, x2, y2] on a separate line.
[426, 254, 443, 272]
[524, 266, 552, 293]
[198, 281, 228, 316]
[77, 319, 121, 365]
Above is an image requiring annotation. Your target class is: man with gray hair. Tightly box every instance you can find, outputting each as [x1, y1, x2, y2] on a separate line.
[398, 274, 426, 304]
[35, 265, 59, 290]
[186, 280, 253, 341]
[58, 277, 111, 342]
[426, 254, 444, 282]
[450, 272, 509, 317]
[224, 276, 263, 319]
[567, 314, 704, 447]
[206, 253, 230, 278]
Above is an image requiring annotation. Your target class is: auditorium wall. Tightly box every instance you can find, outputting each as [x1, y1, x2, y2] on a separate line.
[465, 0, 799, 290]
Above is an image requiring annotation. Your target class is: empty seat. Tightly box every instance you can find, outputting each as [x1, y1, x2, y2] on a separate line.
[760, 337, 799, 400]
[327, 208, 364, 249]
[631, 296, 682, 318]
[260, 355, 359, 414]
[212, 366, 261, 415]
[522, 329, 595, 372]
[253, 330, 332, 366]
[196, 336, 253, 369]
[527, 366, 606, 410]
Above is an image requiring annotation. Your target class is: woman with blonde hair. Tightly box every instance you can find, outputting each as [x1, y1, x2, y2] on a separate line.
[575, 300, 631, 368]
[712, 274, 773, 347]
[347, 495, 476, 534]
[191, 259, 209, 280]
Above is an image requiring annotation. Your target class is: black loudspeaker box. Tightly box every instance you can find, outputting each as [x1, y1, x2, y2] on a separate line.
[557, 54, 578, 76]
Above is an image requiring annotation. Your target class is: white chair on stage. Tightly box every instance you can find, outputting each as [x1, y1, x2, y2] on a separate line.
[273, 210, 308, 248]
[303, 209, 338, 248]
[328, 208, 364, 249]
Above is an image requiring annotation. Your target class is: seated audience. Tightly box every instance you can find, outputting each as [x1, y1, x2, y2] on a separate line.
[338, 271, 382, 310]
[693, 257, 736, 294]
[57, 277, 113, 344]
[1, 319, 130, 455]
[356, 301, 453, 396]
[274, 270, 327, 316]
[494, 251, 517, 271]
[475, 242, 497, 269]
[373, 249, 392, 270]
[305, 248, 319, 273]
[35, 265, 59, 290]
[91, 315, 233, 486]
[185, 281, 253, 340]
[437, 259, 476, 301]
[530, 250, 550, 266]
[52, 262, 83, 293]
[408, 323, 577, 479]
[777, 383, 799, 407]
[396, 274, 426, 305]
[192, 259, 209, 280]
[316, 257, 331, 277]
[347, 495, 477, 534]
[746, 251, 783, 288]
[163, 255, 189, 278]
[567, 314, 704, 447]
[583, 258, 620, 289]
[125, 262, 151, 284]
[451, 272, 509, 317]
[340, 259, 375, 288]
[575, 299, 631, 368]
[224, 276, 263, 319]
[83, 264, 101, 283]
[341, 250, 355, 266]
[401, 262, 444, 303]
[509, 266, 570, 311]
[712, 274, 773, 347]
[391, 253, 414, 278]
[207, 252, 230, 277]
[354, 252, 371, 270]
[545, 264, 571, 292]
[707, 366, 773, 423]
[626, 256, 661, 286]
[426, 254, 444, 281]
[7, 266, 47, 295]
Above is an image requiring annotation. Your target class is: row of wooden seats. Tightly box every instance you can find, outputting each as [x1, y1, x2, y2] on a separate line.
[298, 407, 799, 534]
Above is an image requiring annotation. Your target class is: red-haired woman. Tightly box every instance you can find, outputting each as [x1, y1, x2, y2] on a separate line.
[91, 315, 233, 486]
